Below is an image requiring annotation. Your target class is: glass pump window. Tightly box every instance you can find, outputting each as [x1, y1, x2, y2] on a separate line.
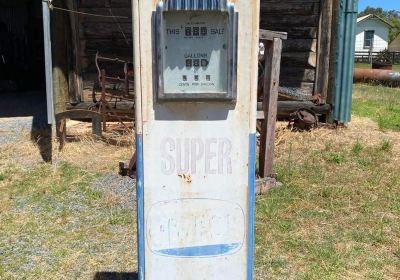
[162, 11, 229, 96]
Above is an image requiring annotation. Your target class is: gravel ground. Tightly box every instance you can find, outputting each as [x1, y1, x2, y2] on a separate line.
[0, 91, 48, 144]
[0, 117, 35, 144]
[91, 174, 137, 210]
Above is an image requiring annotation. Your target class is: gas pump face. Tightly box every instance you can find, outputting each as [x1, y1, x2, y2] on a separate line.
[155, 3, 237, 101]
[134, 1, 260, 279]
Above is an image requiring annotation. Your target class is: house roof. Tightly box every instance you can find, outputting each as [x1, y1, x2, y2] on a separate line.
[357, 14, 394, 28]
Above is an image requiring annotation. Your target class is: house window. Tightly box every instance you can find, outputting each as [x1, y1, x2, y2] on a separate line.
[364, 30, 375, 49]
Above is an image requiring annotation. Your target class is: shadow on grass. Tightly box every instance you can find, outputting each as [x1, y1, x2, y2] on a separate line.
[93, 272, 138, 280]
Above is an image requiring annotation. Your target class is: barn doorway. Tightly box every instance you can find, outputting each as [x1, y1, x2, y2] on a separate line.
[0, 0, 47, 121]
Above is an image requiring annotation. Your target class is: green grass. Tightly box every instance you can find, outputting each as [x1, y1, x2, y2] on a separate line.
[355, 63, 400, 72]
[353, 84, 400, 131]
[255, 137, 400, 279]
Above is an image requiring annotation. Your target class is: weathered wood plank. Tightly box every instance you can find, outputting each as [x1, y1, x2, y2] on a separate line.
[52, 0, 69, 114]
[256, 101, 332, 119]
[82, 39, 132, 54]
[260, 0, 322, 98]
[260, 15, 319, 27]
[259, 38, 283, 178]
[283, 39, 317, 52]
[259, 29, 288, 40]
[327, 0, 339, 105]
[67, 0, 83, 103]
[315, 0, 333, 99]
[261, 26, 318, 39]
[280, 67, 316, 83]
[81, 22, 132, 39]
[67, 101, 134, 111]
[260, 2, 319, 15]
[78, 0, 131, 8]
[78, 8, 132, 23]
[281, 52, 317, 67]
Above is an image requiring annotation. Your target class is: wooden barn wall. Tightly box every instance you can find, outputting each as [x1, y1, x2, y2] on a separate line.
[260, 0, 321, 96]
[77, 0, 133, 90]
[74, 0, 325, 98]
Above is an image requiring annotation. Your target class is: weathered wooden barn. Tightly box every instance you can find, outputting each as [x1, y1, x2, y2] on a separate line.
[0, 0, 357, 125]
[261, 0, 333, 101]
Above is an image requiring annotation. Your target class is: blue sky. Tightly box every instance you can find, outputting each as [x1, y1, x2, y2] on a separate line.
[359, 0, 400, 11]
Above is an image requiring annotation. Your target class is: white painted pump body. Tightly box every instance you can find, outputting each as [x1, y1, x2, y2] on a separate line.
[133, 1, 260, 279]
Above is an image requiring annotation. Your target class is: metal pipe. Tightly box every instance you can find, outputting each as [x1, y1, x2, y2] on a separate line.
[332, 0, 358, 124]
[42, 0, 55, 124]
[354, 68, 400, 83]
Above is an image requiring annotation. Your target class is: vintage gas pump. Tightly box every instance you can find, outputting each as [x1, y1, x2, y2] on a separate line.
[133, 0, 260, 279]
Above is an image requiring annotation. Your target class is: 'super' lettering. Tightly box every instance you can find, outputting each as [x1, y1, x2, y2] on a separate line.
[161, 138, 232, 175]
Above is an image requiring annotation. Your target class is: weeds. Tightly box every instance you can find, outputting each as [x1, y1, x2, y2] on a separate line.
[352, 140, 363, 155]
[380, 139, 393, 152]
[325, 152, 346, 164]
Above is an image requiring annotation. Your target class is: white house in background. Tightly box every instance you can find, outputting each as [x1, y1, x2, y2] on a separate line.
[355, 14, 393, 52]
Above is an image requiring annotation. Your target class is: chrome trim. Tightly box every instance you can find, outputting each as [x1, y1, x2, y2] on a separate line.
[164, 0, 228, 11]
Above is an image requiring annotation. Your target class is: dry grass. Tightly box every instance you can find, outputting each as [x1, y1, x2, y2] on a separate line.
[1, 106, 399, 279]
[55, 120, 135, 173]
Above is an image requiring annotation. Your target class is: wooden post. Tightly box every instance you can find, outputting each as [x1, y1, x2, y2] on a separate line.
[66, 0, 83, 103]
[101, 69, 107, 132]
[259, 38, 283, 178]
[51, 0, 69, 115]
[315, 0, 333, 102]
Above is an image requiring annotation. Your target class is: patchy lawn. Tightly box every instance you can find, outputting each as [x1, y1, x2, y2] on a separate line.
[1, 90, 400, 279]
[255, 118, 400, 279]
[0, 124, 137, 279]
[353, 84, 400, 131]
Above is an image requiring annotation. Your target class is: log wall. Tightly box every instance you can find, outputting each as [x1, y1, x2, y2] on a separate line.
[73, 0, 330, 100]
[260, 0, 322, 96]
[77, 0, 133, 92]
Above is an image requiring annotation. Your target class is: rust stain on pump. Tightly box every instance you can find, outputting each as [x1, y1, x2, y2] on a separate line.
[178, 173, 193, 184]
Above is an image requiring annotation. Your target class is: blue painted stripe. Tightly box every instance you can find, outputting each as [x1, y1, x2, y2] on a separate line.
[136, 134, 145, 280]
[247, 133, 256, 280]
[156, 243, 241, 257]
